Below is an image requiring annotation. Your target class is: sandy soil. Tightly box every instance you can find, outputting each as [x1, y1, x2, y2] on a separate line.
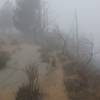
[41, 58, 69, 100]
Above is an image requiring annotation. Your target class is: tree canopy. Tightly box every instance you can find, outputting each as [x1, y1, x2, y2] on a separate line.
[13, 0, 42, 37]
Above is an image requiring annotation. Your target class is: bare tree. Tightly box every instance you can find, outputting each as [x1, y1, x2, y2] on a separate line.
[53, 25, 67, 55]
[13, 0, 42, 38]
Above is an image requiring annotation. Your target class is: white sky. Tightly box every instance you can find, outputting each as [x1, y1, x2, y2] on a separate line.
[48, 0, 100, 49]
[0, 0, 100, 48]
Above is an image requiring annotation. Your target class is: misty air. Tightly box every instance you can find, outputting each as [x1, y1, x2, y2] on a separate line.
[0, 0, 100, 100]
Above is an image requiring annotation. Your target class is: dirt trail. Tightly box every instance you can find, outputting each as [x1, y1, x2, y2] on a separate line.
[0, 42, 71, 100]
[0, 43, 41, 88]
[0, 43, 41, 100]
[41, 58, 69, 100]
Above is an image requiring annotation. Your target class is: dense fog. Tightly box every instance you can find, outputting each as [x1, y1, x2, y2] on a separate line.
[0, 0, 100, 100]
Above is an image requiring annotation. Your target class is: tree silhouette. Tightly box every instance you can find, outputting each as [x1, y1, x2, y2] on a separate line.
[16, 63, 42, 100]
[13, 0, 42, 38]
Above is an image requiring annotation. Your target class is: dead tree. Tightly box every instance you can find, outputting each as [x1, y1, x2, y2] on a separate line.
[51, 25, 68, 57]
[76, 38, 94, 67]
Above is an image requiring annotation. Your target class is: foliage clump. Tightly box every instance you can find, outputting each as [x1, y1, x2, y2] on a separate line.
[16, 64, 43, 100]
[0, 50, 10, 70]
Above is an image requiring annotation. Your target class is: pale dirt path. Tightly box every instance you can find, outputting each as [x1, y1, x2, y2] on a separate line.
[0, 43, 41, 100]
[0, 44, 41, 88]
[41, 58, 69, 100]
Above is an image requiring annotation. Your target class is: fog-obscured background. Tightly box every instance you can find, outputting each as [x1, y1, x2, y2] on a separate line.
[0, 0, 100, 48]
[48, 0, 100, 48]
[0, 0, 100, 100]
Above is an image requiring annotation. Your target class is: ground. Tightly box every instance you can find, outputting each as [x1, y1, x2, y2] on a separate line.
[0, 43, 71, 100]
[40, 57, 70, 100]
[0, 38, 73, 100]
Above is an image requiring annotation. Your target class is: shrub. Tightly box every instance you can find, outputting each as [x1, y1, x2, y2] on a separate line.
[16, 64, 43, 100]
[0, 51, 10, 70]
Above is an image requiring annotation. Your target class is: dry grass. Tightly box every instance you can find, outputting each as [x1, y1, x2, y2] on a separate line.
[0, 88, 16, 100]
[63, 61, 100, 100]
